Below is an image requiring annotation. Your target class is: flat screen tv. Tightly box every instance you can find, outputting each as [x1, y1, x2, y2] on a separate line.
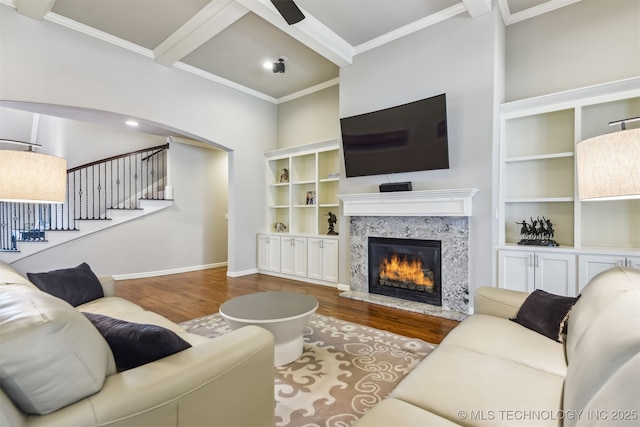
[340, 93, 449, 178]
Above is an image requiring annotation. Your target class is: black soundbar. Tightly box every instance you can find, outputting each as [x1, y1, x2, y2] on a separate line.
[379, 182, 412, 192]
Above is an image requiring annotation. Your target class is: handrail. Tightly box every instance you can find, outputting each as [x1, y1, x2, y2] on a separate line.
[67, 143, 169, 173]
[141, 147, 167, 162]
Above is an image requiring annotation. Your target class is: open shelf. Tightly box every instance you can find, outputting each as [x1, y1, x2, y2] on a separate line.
[265, 139, 340, 236]
[504, 109, 575, 158]
[581, 199, 640, 249]
[505, 156, 574, 200]
[504, 201, 574, 247]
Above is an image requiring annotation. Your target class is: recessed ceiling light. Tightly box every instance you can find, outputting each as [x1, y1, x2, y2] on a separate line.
[126, 120, 139, 127]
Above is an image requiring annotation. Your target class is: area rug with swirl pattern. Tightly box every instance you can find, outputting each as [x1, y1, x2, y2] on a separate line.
[179, 313, 437, 427]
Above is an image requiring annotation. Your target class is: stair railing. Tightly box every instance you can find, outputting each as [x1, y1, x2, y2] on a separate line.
[0, 143, 169, 251]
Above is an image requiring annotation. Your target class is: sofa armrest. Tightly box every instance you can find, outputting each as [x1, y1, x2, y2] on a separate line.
[98, 276, 116, 297]
[474, 287, 529, 319]
[25, 325, 275, 427]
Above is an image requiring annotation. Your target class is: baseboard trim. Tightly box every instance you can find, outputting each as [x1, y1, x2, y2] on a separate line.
[256, 270, 339, 288]
[337, 283, 350, 292]
[226, 268, 258, 277]
[113, 262, 227, 280]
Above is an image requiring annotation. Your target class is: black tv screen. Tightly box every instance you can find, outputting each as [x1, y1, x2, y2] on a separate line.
[340, 93, 449, 178]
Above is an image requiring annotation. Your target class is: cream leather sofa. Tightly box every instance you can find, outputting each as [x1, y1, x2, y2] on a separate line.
[0, 261, 275, 427]
[355, 266, 640, 427]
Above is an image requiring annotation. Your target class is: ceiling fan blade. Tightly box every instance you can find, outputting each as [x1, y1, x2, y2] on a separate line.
[270, 0, 305, 25]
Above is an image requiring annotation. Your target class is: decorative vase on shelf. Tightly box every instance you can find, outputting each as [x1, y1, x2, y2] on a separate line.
[279, 168, 289, 183]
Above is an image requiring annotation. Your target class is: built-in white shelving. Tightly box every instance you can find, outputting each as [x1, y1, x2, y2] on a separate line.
[496, 77, 640, 295]
[259, 139, 340, 286]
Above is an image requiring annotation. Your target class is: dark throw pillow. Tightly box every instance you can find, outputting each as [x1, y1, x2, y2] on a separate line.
[510, 290, 580, 342]
[27, 262, 104, 307]
[83, 313, 192, 372]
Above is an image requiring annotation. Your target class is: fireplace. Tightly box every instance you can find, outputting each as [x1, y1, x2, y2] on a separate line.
[368, 237, 442, 306]
[339, 189, 478, 321]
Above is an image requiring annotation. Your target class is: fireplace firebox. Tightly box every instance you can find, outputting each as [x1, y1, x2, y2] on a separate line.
[368, 237, 442, 306]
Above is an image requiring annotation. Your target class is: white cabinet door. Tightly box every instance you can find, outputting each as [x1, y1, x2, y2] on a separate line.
[536, 252, 577, 296]
[498, 250, 535, 292]
[257, 234, 281, 273]
[578, 254, 623, 292]
[257, 235, 270, 271]
[321, 238, 338, 283]
[498, 250, 576, 296]
[307, 238, 338, 283]
[268, 236, 281, 272]
[281, 236, 307, 277]
[281, 236, 294, 275]
[578, 254, 640, 292]
[307, 238, 323, 281]
[292, 236, 308, 277]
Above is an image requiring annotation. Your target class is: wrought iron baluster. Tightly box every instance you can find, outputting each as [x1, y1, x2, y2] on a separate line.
[128, 155, 132, 209]
[78, 168, 83, 219]
[110, 159, 114, 209]
[134, 153, 139, 207]
[153, 149, 157, 199]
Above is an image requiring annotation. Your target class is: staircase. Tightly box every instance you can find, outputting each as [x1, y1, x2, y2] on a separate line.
[0, 144, 173, 262]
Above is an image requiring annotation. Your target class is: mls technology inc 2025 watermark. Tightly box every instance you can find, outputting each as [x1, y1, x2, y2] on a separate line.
[456, 409, 638, 423]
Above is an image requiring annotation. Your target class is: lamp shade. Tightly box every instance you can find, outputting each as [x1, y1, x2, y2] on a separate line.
[0, 150, 67, 203]
[576, 128, 640, 201]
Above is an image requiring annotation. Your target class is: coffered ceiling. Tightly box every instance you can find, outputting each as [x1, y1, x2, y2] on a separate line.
[3, 0, 583, 103]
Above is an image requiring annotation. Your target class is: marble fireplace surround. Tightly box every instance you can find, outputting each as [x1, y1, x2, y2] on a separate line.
[339, 189, 478, 321]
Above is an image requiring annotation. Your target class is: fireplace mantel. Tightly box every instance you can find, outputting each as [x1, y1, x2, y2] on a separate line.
[339, 188, 479, 217]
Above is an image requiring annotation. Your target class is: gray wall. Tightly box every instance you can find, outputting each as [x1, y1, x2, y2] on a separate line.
[505, 0, 640, 101]
[277, 85, 340, 149]
[0, 5, 275, 276]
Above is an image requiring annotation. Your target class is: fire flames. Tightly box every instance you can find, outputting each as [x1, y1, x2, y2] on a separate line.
[379, 253, 434, 287]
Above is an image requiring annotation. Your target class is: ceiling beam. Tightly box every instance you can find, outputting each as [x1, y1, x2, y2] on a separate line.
[499, 0, 584, 25]
[496, 0, 511, 25]
[14, 0, 56, 20]
[462, 0, 492, 19]
[154, 0, 249, 66]
[236, 0, 353, 67]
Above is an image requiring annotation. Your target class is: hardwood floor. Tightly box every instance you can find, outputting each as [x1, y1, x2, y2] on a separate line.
[115, 267, 460, 344]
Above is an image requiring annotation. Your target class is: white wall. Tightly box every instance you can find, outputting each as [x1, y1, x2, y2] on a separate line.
[505, 0, 640, 101]
[339, 11, 504, 294]
[0, 5, 276, 275]
[37, 115, 169, 168]
[0, 108, 33, 142]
